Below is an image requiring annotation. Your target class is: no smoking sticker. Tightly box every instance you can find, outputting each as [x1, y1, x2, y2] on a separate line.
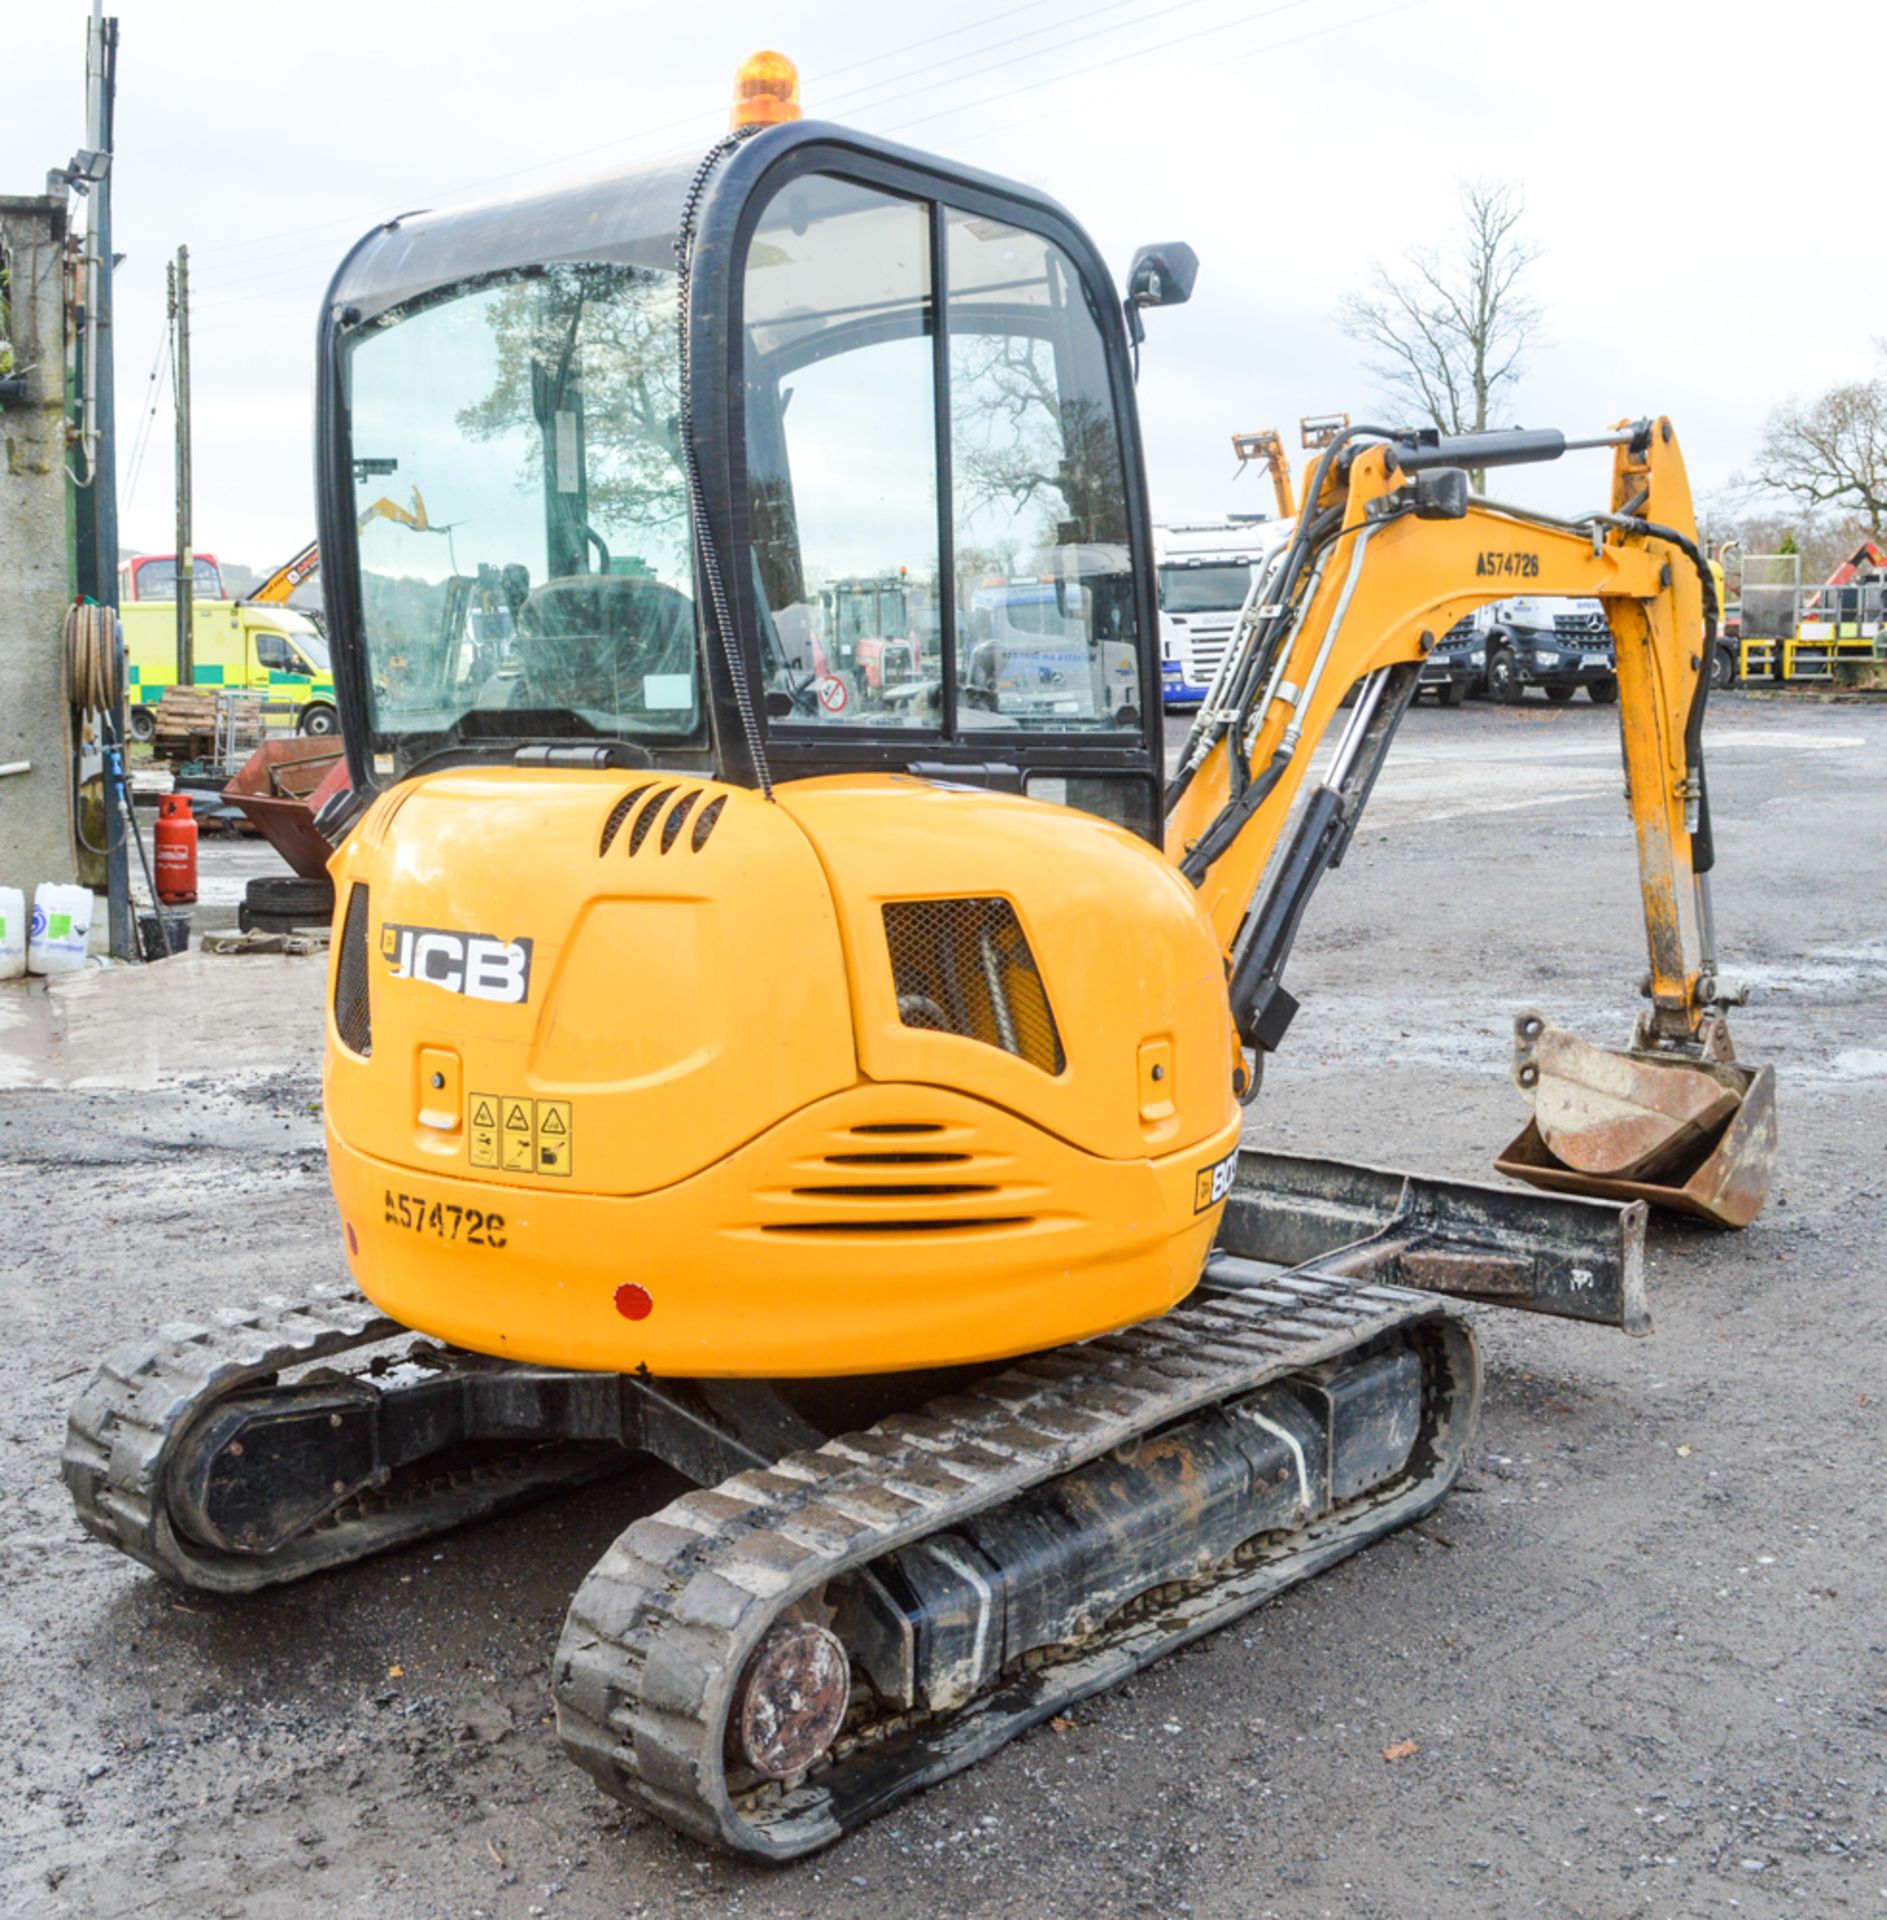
[817, 674, 848, 713]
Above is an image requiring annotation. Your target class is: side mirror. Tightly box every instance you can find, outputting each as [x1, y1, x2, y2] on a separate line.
[1124, 242, 1199, 345]
[1127, 242, 1199, 311]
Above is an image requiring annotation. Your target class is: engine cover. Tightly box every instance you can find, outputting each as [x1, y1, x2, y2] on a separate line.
[324, 769, 1240, 1375]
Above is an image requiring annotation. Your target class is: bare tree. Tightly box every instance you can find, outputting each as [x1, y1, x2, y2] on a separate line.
[1754, 349, 1887, 533]
[1698, 506, 1879, 594]
[458, 262, 688, 556]
[1340, 182, 1544, 479]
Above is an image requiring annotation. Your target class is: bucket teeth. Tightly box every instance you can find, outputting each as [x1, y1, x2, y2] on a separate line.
[1497, 1011, 1776, 1229]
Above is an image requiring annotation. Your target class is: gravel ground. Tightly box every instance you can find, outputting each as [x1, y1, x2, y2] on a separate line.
[2, 692, 1882, 1920]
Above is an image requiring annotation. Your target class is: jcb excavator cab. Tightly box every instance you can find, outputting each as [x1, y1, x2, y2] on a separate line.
[321, 124, 1169, 837]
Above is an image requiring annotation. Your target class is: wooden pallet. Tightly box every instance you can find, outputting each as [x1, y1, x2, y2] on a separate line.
[151, 689, 274, 764]
[152, 688, 219, 761]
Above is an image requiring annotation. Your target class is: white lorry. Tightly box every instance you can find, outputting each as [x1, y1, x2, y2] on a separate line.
[1154, 518, 1292, 708]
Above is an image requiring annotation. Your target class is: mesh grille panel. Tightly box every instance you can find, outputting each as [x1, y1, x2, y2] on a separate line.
[333, 883, 372, 1058]
[882, 898, 1065, 1074]
[661, 790, 700, 852]
[628, 786, 677, 854]
[692, 795, 727, 850]
[599, 785, 651, 855]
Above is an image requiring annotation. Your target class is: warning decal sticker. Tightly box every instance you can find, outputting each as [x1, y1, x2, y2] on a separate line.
[534, 1100, 573, 1178]
[469, 1095, 500, 1168]
[468, 1092, 574, 1178]
[502, 1100, 534, 1172]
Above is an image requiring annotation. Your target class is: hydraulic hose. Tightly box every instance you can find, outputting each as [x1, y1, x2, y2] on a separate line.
[1593, 513, 1720, 874]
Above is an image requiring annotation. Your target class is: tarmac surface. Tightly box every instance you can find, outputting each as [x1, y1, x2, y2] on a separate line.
[2, 691, 1883, 1919]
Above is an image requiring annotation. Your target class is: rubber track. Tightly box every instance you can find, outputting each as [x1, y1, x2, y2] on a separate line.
[554, 1269, 1478, 1860]
[62, 1284, 628, 1593]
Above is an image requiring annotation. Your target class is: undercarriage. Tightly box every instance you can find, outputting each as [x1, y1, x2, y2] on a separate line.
[65, 1147, 1643, 1859]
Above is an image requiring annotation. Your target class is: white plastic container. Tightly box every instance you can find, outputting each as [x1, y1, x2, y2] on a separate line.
[0, 887, 24, 979]
[28, 883, 94, 975]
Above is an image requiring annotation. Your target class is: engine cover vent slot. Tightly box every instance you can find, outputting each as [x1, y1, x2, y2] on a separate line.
[599, 785, 652, 856]
[333, 883, 373, 1058]
[691, 794, 727, 851]
[822, 1151, 970, 1167]
[792, 1184, 997, 1200]
[882, 898, 1066, 1074]
[762, 1217, 1032, 1236]
[627, 786, 678, 855]
[661, 791, 701, 853]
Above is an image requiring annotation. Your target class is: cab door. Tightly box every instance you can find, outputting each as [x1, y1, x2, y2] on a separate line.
[724, 156, 1160, 837]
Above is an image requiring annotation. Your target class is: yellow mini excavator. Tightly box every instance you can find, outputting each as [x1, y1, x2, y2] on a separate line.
[66, 53, 1776, 1860]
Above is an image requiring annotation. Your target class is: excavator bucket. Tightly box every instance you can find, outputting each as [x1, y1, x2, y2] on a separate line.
[1494, 1012, 1776, 1228]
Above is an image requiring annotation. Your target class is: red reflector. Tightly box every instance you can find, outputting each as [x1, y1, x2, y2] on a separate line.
[345, 1222, 359, 1257]
[614, 1283, 653, 1321]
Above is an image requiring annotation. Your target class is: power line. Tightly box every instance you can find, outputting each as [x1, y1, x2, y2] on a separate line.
[886, 0, 1321, 136]
[891, 0, 1424, 149]
[189, 0, 1224, 297]
[186, 0, 1095, 270]
[189, 0, 1419, 324]
[120, 324, 171, 513]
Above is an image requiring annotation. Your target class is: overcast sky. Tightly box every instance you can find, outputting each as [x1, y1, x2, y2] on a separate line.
[10, 0, 1879, 570]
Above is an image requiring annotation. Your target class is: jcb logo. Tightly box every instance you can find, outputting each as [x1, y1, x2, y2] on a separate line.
[1193, 1150, 1238, 1214]
[382, 923, 533, 1004]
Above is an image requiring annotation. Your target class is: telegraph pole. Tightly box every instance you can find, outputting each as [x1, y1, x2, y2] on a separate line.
[170, 243, 193, 684]
[69, 6, 135, 959]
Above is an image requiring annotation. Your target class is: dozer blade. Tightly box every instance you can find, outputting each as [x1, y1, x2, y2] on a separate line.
[1495, 1011, 1776, 1228]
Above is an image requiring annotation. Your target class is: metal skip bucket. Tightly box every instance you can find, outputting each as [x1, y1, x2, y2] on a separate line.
[1494, 1012, 1776, 1229]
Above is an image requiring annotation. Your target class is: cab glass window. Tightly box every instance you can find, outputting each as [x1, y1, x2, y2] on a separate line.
[946, 211, 1138, 731]
[1159, 562, 1256, 615]
[347, 262, 700, 751]
[743, 176, 941, 728]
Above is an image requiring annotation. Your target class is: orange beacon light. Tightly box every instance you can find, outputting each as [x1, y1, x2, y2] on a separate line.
[731, 50, 802, 128]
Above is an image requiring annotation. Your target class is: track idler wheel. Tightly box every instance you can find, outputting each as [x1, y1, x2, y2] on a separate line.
[729, 1621, 851, 1781]
[1495, 1010, 1775, 1227]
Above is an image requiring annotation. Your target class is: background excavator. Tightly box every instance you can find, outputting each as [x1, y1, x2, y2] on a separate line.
[65, 53, 1776, 1862]
[241, 489, 438, 612]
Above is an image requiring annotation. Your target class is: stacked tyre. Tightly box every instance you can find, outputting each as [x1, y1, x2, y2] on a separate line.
[240, 874, 335, 934]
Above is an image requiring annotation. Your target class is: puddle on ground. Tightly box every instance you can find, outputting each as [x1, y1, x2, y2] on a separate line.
[1739, 935, 1887, 997]
[1815, 1048, 1887, 1083]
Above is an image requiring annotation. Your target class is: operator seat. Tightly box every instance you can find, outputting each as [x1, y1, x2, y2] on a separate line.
[516, 574, 696, 714]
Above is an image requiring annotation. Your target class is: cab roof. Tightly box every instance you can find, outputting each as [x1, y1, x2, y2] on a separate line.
[324, 156, 698, 325]
[323, 121, 1103, 327]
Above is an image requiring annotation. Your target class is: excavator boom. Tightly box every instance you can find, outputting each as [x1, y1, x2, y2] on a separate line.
[243, 537, 320, 606]
[1165, 419, 1772, 1224]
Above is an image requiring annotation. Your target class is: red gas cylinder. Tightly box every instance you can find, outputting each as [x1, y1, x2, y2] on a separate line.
[154, 793, 199, 905]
